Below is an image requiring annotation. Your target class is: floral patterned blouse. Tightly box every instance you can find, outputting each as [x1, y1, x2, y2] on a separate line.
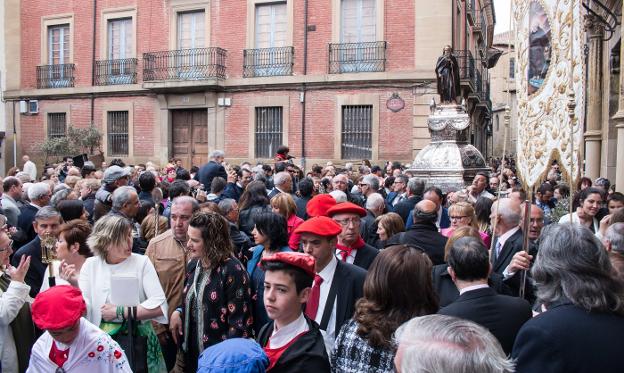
[180, 256, 254, 371]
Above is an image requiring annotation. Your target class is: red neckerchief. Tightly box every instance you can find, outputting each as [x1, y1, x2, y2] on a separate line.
[336, 237, 366, 261]
[264, 331, 308, 371]
[49, 341, 70, 368]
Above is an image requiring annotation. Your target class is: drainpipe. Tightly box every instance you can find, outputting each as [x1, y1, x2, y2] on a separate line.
[301, 0, 308, 171]
[90, 0, 97, 127]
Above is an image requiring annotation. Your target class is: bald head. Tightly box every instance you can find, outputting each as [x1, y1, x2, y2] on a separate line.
[412, 199, 439, 224]
[416, 199, 437, 214]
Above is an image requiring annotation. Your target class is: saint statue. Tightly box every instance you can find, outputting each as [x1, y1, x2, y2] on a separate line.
[435, 45, 461, 104]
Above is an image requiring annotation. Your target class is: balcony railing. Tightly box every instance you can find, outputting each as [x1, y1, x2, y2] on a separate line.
[455, 50, 475, 82]
[243, 46, 294, 78]
[37, 64, 75, 89]
[475, 69, 483, 99]
[95, 58, 138, 85]
[473, 11, 484, 36]
[329, 41, 387, 74]
[466, 0, 476, 25]
[143, 47, 227, 81]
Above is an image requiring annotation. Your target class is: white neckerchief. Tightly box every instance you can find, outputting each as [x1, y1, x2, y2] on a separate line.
[268, 313, 309, 349]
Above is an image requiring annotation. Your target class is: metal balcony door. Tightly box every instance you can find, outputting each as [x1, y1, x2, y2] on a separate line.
[255, 2, 287, 76]
[172, 109, 208, 169]
[340, 0, 376, 72]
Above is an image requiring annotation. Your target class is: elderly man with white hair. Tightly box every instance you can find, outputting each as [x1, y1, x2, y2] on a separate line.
[14, 182, 52, 249]
[268, 171, 293, 199]
[394, 314, 514, 373]
[194, 150, 227, 191]
[360, 193, 385, 247]
[490, 198, 526, 275]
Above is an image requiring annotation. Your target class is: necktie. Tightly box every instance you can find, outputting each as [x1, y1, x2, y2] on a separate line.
[49, 341, 70, 368]
[338, 247, 354, 262]
[495, 241, 502, 258]
[305, 274, 323, 320]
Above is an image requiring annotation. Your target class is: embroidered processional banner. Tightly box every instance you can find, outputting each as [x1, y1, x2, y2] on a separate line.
[513, 0, 584, 188]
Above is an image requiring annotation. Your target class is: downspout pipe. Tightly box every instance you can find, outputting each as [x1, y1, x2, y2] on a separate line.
[91, 0, 97, 126]
[301, 0, 308, 171]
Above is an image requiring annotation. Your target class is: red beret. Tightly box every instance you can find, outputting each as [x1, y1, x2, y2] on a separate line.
[32, 285, 86, 330]
[261, 252, 316, 277]
[294, 216, 342, 237]
[326, 202, 366, 218]
[306, 194, 337, 217]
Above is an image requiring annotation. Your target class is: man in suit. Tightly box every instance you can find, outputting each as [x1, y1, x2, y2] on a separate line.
[490, 198, 526, 275]
[222, 167, 252, 202]
[385, 174, 409, 210]
[438, 236, 532, 354]
[194, 150, 227, 191]
[387, 200, 447, 265]
[360, 193, 385, 248]
[327, 202, 379, 270]
[512, 223, 624, 373]
[268, 171, 293, 199]
[2, 177, 23, 227]
[296, 216, 366, 353]
[405, 187, 450, 230]
[11, 206, 62, 297]
[393, 177, 424, 224]
[15, 182, 51, 249]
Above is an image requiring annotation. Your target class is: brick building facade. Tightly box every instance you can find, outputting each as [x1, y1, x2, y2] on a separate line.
[2, 0, 495, 171]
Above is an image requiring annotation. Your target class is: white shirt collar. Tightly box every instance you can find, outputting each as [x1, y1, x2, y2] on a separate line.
[497, 226, 520, 248]
[269, 313, 309, 349]
[30, 202, 42, 210]
[317, 255, 338, 283]
[459, 283, 490, 295]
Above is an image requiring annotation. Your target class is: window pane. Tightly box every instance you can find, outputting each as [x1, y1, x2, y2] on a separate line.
[48, 24, 70, 65]
[107, 111, 129, 156]
[341, 105, 372, 159]
[178, 11, 205, 49]
[341, 0, 376, 43]
[108, 18, 132, 59]
[255, 107, 283, 158]
[48, 113, 67, 138]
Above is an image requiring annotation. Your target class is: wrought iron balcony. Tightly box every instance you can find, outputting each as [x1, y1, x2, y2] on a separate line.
[95, 58, 138, 85]
[36, 64, 75, 89]
[243, 46, 294, 78]
[473, 11, 484, 37]
[143, 47, 227, 81]
[455, 50, 475, 83]
[328, 41, 387, 74]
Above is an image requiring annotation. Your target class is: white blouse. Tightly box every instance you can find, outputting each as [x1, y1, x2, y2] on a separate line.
[0, 272, 31, 373]
[79, 253, 168, 326]
[40, 260, 70, 293]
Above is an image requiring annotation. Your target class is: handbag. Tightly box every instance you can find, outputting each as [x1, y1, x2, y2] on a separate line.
[113, 306, 148, 373]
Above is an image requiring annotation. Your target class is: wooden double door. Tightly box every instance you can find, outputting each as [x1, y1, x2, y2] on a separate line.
[172, 109, 208, 169]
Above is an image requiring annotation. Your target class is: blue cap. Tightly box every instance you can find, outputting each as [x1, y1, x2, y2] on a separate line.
[197, 338, 268, 373]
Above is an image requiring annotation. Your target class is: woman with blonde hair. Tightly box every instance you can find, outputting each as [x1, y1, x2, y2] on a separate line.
[441, 201, 490, 248]
[375, 212, 405, 248]
[80, 214, 168, 372]
[270, 193, 304, 250]
[432, 226, 510, 307]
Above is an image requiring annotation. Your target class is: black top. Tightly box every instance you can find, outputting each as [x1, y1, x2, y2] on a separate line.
[11, 236, 46, 298]
[393, 195, 422, 224]
[194, 160, 227, 190]
[257, 316, 330, 373]
[438, 286, 532, 354]
[386, 222, 447, 265]
[431, 264, 513, 307]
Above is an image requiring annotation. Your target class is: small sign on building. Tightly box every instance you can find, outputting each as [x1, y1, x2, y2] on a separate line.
[386, 93, 405, 112]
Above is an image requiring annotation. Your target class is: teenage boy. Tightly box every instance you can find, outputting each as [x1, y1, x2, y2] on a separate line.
[257, 252, 331, 372]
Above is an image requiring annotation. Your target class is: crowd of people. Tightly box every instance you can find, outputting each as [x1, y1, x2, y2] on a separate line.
[0, 148, 623, 373]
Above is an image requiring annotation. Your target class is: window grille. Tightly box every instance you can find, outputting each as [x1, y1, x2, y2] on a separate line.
[47, 113, 67, 138]
[341, 105, 372, 159]
[107, 111, 129, 156]
[255, 107, 283, 158]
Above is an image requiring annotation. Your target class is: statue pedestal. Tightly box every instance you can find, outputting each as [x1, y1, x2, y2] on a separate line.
[407, 105, 489, 192]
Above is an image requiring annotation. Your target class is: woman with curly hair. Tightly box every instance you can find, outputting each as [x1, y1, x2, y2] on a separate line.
[169, 212, 254, 372]
[332, 244, 438, 372]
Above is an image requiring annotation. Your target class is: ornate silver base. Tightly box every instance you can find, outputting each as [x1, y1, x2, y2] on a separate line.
[407, 104, 489, 192]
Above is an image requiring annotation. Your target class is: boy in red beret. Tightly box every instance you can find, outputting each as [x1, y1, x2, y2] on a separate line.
[256, 252, 330, 372]
[27, 285, 132, 372]
[294, 217, 366, 354]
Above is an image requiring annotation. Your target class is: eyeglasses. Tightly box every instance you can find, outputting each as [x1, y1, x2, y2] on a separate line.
[393, 181, 405, 185]
[358, 183, 369, 187]
[333, 218, 361, 227]
[0, 240, 13, 252]
[450, 216, 468, 220]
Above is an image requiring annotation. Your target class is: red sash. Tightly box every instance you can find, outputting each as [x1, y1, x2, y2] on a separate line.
[263, 331, 308, 371]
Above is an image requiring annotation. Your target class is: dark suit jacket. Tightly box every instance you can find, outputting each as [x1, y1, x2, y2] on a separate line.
[512, 301, 624, 373]
[222, 182, 244, 202]
[294, 196, 311, 220]
[385, 191, 402, 211]
[491, 229, 536, 274]
[194, 160, 227, 190]
[386, 222, 447, 265]
[14, 204, 38, 249]
[352, 243, 379, 271]
[11, 236, 46, 297]
[359, 210, 379, 248]
[438, 287, 532, 354]
[267, 188, 281, 200]
[319, 260, 366, 337]
[406, 206, 450, 229]
[393, 195, 422, 224]
[431, 264, 513, 307]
